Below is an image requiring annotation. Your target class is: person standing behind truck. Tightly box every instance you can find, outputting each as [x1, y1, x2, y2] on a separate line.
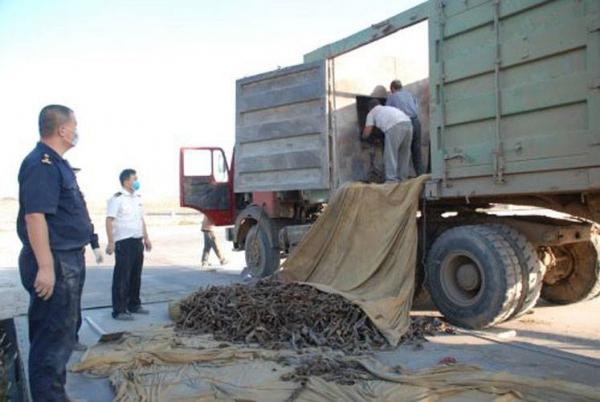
[362, 99, 413, 182]
[16, 104, 91, 401]
[386, 79, 423, 175]
[201, 215, 228, 267]
[105, 169, 152, 320]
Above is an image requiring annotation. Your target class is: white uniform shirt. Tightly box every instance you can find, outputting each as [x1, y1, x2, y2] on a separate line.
[365, 105, 410, 133]
[107, 189, 144, 242]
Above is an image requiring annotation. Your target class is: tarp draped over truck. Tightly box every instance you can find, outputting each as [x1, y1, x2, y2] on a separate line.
[280, 175, 430, 346]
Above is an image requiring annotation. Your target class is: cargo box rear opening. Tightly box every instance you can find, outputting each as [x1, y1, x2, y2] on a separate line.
[328, 20, 430, 187]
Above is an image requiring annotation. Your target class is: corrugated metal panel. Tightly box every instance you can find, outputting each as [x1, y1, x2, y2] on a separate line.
[234, 61, 329, 192]
[429, 0, 600, 197]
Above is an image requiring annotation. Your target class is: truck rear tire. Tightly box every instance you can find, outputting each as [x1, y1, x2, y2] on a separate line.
[426, 225, 522, 329]
[541, 239, 600, 305]
[244, 225, 280, 278]
[488, 224, 545, 318]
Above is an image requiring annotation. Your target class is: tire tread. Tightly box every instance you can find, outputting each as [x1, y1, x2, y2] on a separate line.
[487, 224, 545, 318]
[426, 225, 521, 328]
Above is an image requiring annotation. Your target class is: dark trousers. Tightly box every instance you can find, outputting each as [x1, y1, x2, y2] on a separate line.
[76, 258, 86, 342]
[111, 237, 144, 316]
[19, 248, 85, 402]
[202, 230, 223, 263]
[410, 116, 423, 176]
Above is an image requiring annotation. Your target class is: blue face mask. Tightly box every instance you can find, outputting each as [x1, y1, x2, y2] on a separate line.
[132, 180, 141, 191]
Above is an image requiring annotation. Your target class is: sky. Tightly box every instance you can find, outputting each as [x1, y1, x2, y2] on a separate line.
[0, 0, 423, 202]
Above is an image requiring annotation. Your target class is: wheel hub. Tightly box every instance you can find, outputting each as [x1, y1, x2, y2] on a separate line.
[456, 263, 480, 291]
[440, 252, 483, 307]
[541, 246, 575, 285]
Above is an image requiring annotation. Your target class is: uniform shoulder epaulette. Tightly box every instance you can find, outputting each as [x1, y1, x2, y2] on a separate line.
[41, 153, 52, 165]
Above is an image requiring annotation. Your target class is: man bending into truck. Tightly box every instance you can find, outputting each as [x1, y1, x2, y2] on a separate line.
[362, 99, 413, 182]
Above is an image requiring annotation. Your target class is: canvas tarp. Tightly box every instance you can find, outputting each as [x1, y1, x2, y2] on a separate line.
[71, 328, 600, 402]
[280, 176, 430, 345]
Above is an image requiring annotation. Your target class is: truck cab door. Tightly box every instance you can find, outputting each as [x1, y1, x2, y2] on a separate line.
[179, 147, 234, 225]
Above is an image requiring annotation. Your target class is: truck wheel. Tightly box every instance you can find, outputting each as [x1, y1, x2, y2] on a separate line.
[488, 224, 545, 318]
[541, 239, 600, 304]
[244, 225, 279, 278]
[426, 225, 522, 329]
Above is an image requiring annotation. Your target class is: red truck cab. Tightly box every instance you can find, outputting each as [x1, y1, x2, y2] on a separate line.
[179, 147, 236, 226]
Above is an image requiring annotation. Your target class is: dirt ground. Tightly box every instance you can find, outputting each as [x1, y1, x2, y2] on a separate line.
[1, 198, 599, 394]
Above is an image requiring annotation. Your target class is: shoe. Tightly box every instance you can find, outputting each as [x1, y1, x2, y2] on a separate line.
[220, 259, 229, 265]
[113, 312, 134, 321]
[129, 307, 150, 315]
[73, 341, 87, 352]
[201, 261, 212, 268]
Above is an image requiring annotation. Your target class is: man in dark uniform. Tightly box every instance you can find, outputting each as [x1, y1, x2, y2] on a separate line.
[17, 104, 92, 401]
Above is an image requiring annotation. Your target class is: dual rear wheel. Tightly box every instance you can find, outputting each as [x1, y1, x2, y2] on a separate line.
[540, 239, 600, 304]
[426, 224, 600, 329]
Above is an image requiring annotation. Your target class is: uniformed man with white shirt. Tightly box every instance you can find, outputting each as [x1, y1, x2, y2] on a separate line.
[362, 99, 413, 182]
[105, 169, 152, 320]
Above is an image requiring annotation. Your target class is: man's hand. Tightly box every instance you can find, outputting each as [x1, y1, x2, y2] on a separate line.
[25, 213, 55, 300]
[34, 265, 55, 300]
[93, 248, 104, 263]
[105, 217, 115, 256]
[144, 238, 152, 252]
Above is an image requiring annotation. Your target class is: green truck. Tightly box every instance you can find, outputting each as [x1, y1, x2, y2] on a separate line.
[180, 0, 600, 329]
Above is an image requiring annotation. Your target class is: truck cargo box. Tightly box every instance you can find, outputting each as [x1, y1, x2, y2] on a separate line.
[235, 21, 429, 194]
[235, 0, 600, 202]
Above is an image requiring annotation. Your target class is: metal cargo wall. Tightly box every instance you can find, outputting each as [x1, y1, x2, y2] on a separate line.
[234, 61, 330, 193]
[428, 0, 600, 198]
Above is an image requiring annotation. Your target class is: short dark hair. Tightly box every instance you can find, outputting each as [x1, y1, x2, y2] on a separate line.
[368, 99, 381, 111]
[38, 105, 73, 137]
[119, 169, 137, 185]
[390, 80, 403, 91]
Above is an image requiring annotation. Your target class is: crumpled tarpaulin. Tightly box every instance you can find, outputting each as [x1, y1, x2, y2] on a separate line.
[72, 328, 600, 402]
[280, 176, 430, 346]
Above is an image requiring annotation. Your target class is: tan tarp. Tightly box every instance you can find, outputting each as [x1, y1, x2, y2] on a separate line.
[72, 328, 600, 402]
[280, 176, 430, 346]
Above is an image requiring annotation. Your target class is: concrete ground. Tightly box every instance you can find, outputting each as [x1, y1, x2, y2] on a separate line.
[1, 204, 599, 399]
[0, 211, 246, 320]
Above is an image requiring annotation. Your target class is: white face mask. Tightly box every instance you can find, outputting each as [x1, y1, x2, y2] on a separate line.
[63, 127, 79, 147]
[71, 129, 79, 146]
